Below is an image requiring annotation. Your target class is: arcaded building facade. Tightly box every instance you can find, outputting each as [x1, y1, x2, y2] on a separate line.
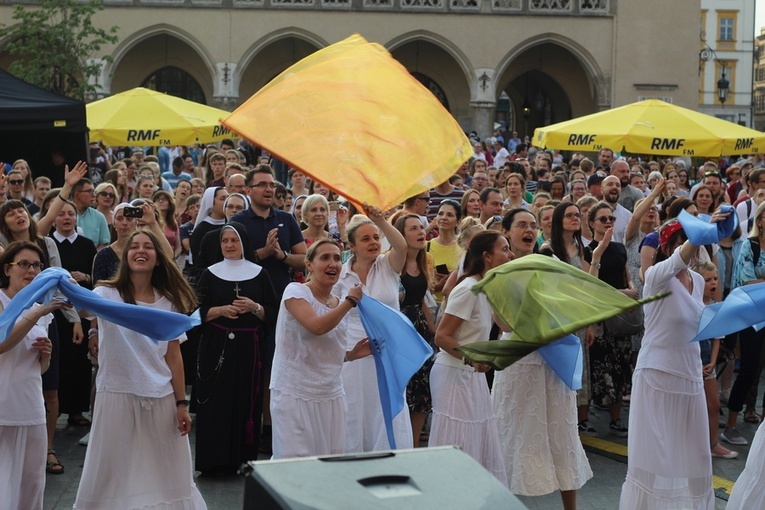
[0, 0, 699, 139]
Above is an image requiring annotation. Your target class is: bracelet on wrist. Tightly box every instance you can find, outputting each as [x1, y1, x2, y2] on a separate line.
[175, 399, 190, 408]
[343, 351, 351, 362]
[280, 250, 288, 261]
[87, 328, 98, 337]
[345, 295, 358, 308]
[56, 194, 69, 202]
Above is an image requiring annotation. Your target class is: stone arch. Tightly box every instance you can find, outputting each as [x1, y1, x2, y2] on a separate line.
[496, 33, 608, 108]
[106, 25, 216, 101]
[385, 31, 474, 129]
[495, 34, 608, 137]
[236, 28, 327, 102]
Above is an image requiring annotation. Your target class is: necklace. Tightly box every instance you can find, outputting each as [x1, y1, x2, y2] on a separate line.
[308, 282, 333, 307]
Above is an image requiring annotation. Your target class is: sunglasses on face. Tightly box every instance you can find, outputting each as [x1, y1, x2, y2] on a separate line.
[564, 212, 582, 219]
[8, 180, 23, 185]
[595, 215, 617, 224]
[99, 192, 116, 199]
[275, 194, 285, 200]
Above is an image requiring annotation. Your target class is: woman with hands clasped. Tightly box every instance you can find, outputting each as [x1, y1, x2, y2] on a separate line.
[270, 240, 370, 459]
[194, 222, 277, 474]
[336, 203, 412, 452]
[430, 230, 511, 486]
[0, 241, 72, 510]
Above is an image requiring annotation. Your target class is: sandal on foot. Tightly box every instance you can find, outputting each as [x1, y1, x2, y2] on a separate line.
[46, 449, 64, 475]
[67, 414, 91, 427]
[744, 410, 760, 424]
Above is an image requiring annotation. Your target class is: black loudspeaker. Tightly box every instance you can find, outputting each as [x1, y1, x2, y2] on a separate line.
[243, 446, 526, 509]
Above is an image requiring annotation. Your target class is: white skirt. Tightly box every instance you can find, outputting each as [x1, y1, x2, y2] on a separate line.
[74, 392, 207, 510]
[492, 358, 593, 496]
[0, 423, 46, 510]
[727, 421, 765, 509]
[619, 369, 713, 510]
[270, 389, 346, 459]
[429, 363, 508, 486]
[342, 355, 413, 452]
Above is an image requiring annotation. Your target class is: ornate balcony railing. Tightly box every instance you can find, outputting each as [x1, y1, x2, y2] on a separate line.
[54, 0, 610, 15]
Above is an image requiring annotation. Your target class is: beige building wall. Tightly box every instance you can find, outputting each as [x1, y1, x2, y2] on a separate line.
[0, 0, 700, 139]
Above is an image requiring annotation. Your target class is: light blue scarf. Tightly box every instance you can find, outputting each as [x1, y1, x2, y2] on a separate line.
[0, 267, 199, 344]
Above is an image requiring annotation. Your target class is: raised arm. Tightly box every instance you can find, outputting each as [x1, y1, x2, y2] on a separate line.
[364, 203, 407, 273]
[38, 161, 88, 236]
[626, 178, 665, 242]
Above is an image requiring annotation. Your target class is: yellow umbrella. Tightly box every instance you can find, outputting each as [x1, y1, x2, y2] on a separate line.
[221, 34, 472, 211]
[533, 99, 765, 157]
[87, 88, 236, 146]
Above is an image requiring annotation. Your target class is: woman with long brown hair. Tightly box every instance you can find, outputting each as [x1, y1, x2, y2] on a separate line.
[394, 213, 437, 446]
[74, 229, 205, 509]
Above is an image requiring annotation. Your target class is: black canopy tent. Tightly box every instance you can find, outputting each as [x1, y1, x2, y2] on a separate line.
[0, 68, 88, 188]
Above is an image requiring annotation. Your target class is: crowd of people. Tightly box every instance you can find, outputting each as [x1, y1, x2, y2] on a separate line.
[2, 134, 765, 509]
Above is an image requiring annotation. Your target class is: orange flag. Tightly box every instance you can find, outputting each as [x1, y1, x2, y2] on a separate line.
[222, 34, 472, 210]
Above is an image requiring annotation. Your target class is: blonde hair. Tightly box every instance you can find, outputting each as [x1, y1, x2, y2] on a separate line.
[751, 200, 765, 238]
[346, 214, 375, 245]
[457, 217, 484, 249]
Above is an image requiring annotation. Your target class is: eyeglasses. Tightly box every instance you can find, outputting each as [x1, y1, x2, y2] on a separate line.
[564, 212, 582, 220]
[473, 177, 488, 181]
[9, 260, 44, 271]
[595, 215, 617, 224]
[648, 206, 659, 212]
[225, 204, 245, 212]
[416, 196, 430, 201]
[8, 179, 23, 185]
[248, 182, 277, 189]
[704, 171, 721, 177]
[512, 222, 538, 230]
[79, 188, 95, 195]
[98, 192, 116, 199]
[154, 196, 168, 202]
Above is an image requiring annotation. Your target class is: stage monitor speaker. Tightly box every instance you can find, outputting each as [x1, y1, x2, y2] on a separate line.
[243, 446, 526, 510]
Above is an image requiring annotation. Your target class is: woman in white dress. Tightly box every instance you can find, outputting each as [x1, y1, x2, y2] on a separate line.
[74, 229, 205, 510]
[335, 205, 411, 452]
[619, 215, 729, 510]
[494, 208, 592, 508]
[270, 240, 368, 459]
[0, 241, 67, 510]
[430, 230, 511, 485]
[727, 422, 765, 508]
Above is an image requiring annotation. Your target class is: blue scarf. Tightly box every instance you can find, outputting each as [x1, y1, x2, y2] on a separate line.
[356, 294, 433, 450]
[0, 267, 199, 345]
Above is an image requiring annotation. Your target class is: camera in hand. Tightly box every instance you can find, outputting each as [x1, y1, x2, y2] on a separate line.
[123, 206, 143, 218]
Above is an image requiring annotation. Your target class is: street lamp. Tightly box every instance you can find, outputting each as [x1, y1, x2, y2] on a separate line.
[717, 67, 730, 105]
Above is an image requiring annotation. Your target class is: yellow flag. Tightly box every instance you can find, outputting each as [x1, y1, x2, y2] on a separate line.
[222, 34, 472, 210]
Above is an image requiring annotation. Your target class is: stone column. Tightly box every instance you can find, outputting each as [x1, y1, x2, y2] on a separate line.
[470, 68, 497, 139]
[213, 62, 239, 110]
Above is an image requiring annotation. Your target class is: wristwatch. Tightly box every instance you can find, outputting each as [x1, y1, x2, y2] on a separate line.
[253, 303, 261, 316]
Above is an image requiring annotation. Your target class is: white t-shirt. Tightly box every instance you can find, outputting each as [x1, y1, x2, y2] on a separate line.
[612, 203, 632, 244]
[270, 283, 348, 400]
[435, 276, 492, 369]
[494, 147, 510, 168]
[636, 247, 705, 381]
[0, 292, 52, 426]
[94, 286, 186, 398]
[336, 254, 400, 349]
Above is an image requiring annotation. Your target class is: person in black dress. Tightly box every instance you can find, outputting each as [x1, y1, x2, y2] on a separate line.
[50, 201, 97, 426]
[195, 221, 277, 473]
[394, 214, 436, 447]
